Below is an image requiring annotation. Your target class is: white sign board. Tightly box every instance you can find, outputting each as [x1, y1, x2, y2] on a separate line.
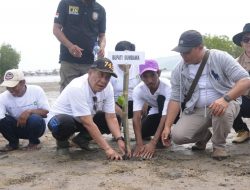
[108, 51, 145, 66]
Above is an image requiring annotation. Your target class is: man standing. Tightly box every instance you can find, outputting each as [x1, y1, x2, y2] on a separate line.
[0, 69, 50, 151]
[161, 30, 250, 160]
[231, 23, 250, 143]
[132, 60, 171, 159]
[48, 58, 128, 160]
[53, 0, 106, 92]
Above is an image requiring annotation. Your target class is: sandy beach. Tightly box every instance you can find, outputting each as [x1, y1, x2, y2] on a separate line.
[0, 82, 250, 190]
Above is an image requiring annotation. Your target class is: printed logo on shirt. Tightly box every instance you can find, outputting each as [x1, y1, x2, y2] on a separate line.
[211, 70, 220, 81]
[55, 12, 59, 18]
[92, 12, 98, 20]
[8, 102, 37, 110]
[69, 6, 79, 15]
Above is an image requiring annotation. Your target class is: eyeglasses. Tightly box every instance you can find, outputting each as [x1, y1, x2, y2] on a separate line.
[92, 96, 97, 111]
[242, 37, 250, 43]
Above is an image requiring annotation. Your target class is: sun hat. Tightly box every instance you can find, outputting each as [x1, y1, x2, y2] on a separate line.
[1, 69, 24, 87]
[232, 23, 250, 46]
[139, 59, 159, 75]
[90, 57, 117, 78]
[172, 30, 203, 53]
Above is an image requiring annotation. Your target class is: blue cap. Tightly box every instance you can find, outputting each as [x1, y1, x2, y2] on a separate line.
[172, 30, 203, 53]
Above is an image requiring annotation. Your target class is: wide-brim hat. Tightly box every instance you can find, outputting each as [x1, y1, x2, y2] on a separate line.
[233, 23, 250, 46]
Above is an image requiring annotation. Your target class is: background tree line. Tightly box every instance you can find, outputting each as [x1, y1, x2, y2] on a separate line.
[0, 34, 244, 82]
[203, 34, 242, 58]
[0, 44, 20, 82]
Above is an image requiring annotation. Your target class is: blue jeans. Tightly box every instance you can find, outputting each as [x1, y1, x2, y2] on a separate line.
[0, 114, 46, 148]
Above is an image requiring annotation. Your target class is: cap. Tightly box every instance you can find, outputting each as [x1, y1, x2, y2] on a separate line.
[139, 59, 159, 75]
[0, 69, 25, 87]
[115, 41, 135, 51]
[172, 30, 203, 53]
[90, 58, 117, 78]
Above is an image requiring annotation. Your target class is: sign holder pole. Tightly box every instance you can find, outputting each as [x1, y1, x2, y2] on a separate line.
[121, 64, 131, 155]
[108, 51, 145, 156]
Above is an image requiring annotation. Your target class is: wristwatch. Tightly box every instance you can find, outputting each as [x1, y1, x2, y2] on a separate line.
[115, 136, 125, 142]
[223, 95, 232, 103]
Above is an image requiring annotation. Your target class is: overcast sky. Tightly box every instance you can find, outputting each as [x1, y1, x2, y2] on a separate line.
[0, 0, 249, 71]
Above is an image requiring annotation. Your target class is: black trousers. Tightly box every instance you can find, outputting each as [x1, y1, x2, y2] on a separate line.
[141, 95, 165, 138]
[116, 100, 134, 119]
[48, 111, 121, 141]
[232, 96, 250, 132]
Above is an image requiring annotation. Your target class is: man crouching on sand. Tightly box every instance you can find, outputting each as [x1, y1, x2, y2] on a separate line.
[0, 69, 50, 151]
[48, 58, 130, 160]
[161, 30, 250, 161]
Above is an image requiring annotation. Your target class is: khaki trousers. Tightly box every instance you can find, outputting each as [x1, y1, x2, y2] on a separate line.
[171, 101, 240, 149]
[59, 61, 92, 92]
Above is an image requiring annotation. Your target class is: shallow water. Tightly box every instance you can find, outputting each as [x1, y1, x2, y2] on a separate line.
[25, 75, 60, 83]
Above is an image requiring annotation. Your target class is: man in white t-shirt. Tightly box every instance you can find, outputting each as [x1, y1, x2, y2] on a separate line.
[48, 58, 128, 160]
[110, 41, 141, 119]
[0, 69, 50, 152]
[132, 60, 171, 159]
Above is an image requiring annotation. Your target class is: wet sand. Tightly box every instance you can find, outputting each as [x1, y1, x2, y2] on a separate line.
[0, 82, 250, 190]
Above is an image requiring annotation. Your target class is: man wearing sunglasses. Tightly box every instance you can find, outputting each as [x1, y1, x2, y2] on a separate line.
[48, 58, 128, 160]
[231, 23, 250, 143]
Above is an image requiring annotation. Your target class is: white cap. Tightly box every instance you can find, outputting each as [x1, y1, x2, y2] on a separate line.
[1, 69, 25, 87]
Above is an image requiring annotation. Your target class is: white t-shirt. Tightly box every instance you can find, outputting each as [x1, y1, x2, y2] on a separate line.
[110, 64, 141, 101]
[133, 78, 171, 116]
[50, 74, 115, 117]
[0, 85, 50, 120]
[188, 64, 221, 108]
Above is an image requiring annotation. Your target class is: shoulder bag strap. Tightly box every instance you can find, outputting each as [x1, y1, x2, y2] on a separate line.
[183, 50, 210, 104]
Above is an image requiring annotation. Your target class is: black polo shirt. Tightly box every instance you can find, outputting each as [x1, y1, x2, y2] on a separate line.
[54, 0, 106, 64]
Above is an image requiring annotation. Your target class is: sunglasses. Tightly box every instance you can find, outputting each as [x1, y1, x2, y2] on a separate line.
[242, 36, 250, 43]
[93, 96, 98, 111]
